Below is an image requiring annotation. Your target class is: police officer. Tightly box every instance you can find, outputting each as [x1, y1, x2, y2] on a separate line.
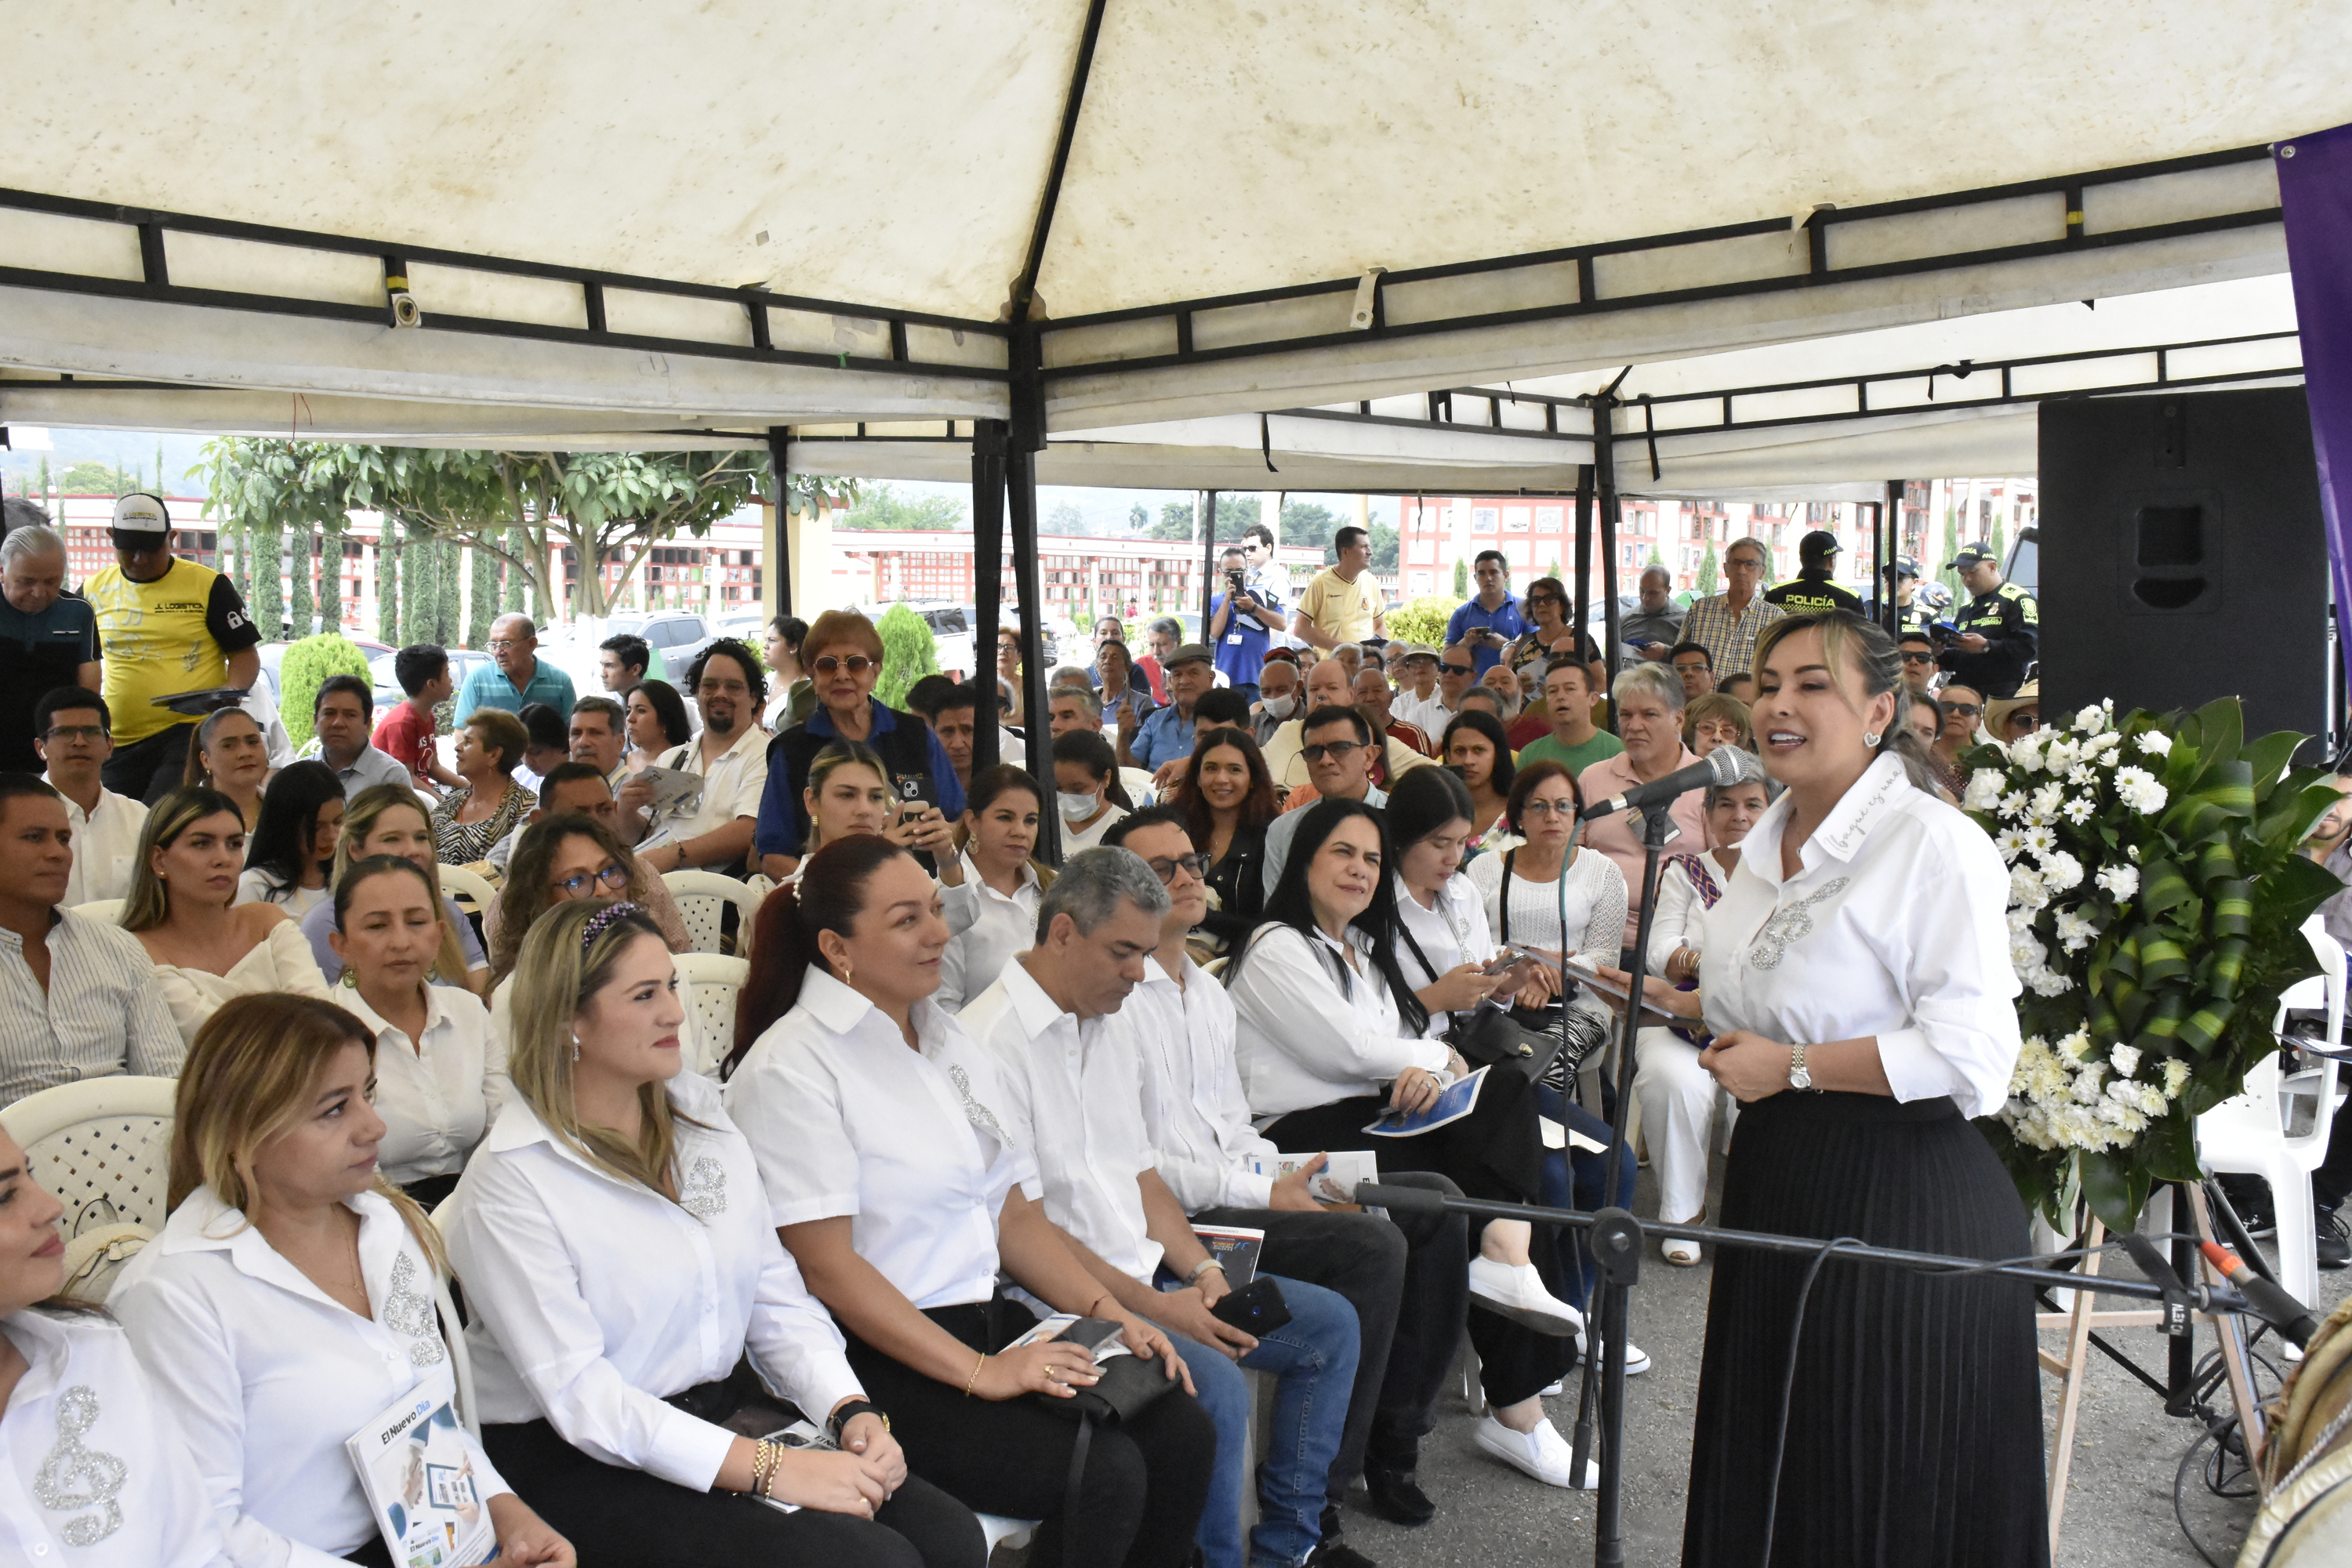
[1939, 542, 2038, 699]
[1871, 557, 1937, 637]
[1762, 529, 1864, 615]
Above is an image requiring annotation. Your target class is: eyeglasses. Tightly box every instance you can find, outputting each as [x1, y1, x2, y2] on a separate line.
[812, 655, 876, 675]
[486, 637, 524, 650]
[1300, 740, 1363, 762]
[1900, 650, 1934, 663]
[1939, 701, 1982, 717]
[1440, 663, 1475, 677]
[43, 724, 107, 742]
[2007, 713, 2042, 732]
[1519, 797, 1574, 818]
[552, 864, 631, 898]
[698, 678, 749, 695]
[1145, 852, 1210, 884]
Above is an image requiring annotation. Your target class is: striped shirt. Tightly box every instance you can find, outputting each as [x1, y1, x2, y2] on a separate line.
[0, 908, 184, 1108]
[1679, 592, 1788, 678]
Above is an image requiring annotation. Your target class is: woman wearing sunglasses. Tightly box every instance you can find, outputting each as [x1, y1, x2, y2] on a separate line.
[756, 610, 965, 881]
[1926, 684, 1984, 801]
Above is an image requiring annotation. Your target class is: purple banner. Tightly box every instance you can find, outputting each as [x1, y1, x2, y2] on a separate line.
[2278, 123, 2352, 702]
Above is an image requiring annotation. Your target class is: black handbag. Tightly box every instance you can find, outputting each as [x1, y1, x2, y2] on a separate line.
[1024, 1319, 1180, 1568]
[1492, 849, 1617, 1089]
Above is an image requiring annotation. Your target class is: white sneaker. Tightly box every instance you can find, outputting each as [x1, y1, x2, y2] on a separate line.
[1661, 1236, 1702, 1266]
[1474, 1414, 1600, 1489]
[1468, 1256, 1583, 1336]
[1574, 1330, 1653, 1376]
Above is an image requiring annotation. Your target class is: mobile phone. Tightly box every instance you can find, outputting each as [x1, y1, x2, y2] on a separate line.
[1059, 1317, 1127, 1356]
[1482, 946, 1533, 975]
[1210, 1277, 1293, 1335]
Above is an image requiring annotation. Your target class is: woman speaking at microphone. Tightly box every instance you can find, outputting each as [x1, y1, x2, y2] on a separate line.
[1680, 611, 2042, 1567]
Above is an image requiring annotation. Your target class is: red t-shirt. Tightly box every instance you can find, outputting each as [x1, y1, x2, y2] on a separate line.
[372, 702, 437, 785]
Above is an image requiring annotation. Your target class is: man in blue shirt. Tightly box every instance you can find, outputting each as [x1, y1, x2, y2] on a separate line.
[1128, 642, 1217, 781]
[1444, 550, 1529, 676]
[1210, 546, 1285, 705]
[0, 518, 102, 774]
[456, 614, 577, 721]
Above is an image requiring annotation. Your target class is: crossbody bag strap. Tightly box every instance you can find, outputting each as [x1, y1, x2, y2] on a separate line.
[1498, 849, 1517, 947]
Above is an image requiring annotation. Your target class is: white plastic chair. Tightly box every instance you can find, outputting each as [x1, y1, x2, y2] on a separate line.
[68, 898, 126, 927]
[428, 1200, 480, 1437]
[2198, 916, 2346, 1312]
[0, 1076, 178, 1235]
[662, 870, 766, 955]
[436, 863, 498, 918]
[673, 953, 747, 1078]
[978, 1516, 1036, 1555]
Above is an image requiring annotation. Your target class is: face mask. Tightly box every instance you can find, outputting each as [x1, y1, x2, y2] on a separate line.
[1058, 791, 1100, 821]
[1260, 692, 1296, 719]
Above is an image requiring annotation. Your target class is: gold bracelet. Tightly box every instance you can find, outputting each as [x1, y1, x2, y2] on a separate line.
[748, 1439, 779, 1498]
[964, 1350, 988, 1397]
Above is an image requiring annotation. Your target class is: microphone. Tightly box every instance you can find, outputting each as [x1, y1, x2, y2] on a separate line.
[2201, 1240, 2321, 1347]
[1579, 746, 1757, 821]
[1355, 1181, 1446, 1214]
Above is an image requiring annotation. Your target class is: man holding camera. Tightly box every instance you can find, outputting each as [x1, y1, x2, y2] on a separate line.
[1210, 546, 1285, 706]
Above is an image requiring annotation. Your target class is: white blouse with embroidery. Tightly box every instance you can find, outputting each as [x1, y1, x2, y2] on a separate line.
[1697, 752, 2024, 1119]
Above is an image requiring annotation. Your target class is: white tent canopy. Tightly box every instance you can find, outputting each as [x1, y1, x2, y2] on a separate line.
[0, 0, 2344, 475]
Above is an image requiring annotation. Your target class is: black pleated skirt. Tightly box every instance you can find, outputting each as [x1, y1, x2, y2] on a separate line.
[1682, 1091, 2049, 1568]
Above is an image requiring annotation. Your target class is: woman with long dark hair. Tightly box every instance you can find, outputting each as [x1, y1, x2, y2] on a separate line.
[724, 838, 1215, 1568]
[935, 764, 1055, 1011]
[1439, 708, 1516, 851]
[238, 758, 345, 915]
[1169, 726, 1280, 953]
[1679, 611, 2041, 1566]
[1225, 798, 1592, 1490]
[625, 679, 693, 771]
[1050, 730, 1131, 852]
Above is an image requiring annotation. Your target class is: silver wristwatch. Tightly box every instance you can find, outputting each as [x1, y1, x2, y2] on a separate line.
[1788, 1043, 1813, 1092]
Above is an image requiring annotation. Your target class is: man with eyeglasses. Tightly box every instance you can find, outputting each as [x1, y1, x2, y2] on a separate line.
[1259, 657, 1431, 802]
[1984, 682, 2041, 751]
[456, 613, 577, 724]
[1240, 523, 1294, 647]
[32, 687, 147, 906]
[631, 639, 770, 876]
[1679, 535, 1786, 681]
[1259, 705, 1389, 901]
[1210, 545, 1287, 706]
[1896, 630, 1941, 695]
[1444, 550, 1528, 677]
[1423, 644, 1480, 734]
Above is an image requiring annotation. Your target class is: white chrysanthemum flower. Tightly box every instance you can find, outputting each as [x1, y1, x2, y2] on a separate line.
[2041, 850, 2085, 891]
[2029, 968, 2076, 996]
[2010, 865, 2050, 909]
[2030, 782, 2067, 821]
[2010, 931, 2048, 971]
[2114, 766, 2169, 815]
[1999, 790, 2027, 818]
[2010, 732, 2049, 773]
[2089, 731, 2124, 754]
[2061, 796, 2098, 825]
[1964, 769, 2008, 811]
[2096, 864, 2140, 902]
[2136, 731, 2172, 757]
[2134, 1082, 2168, 1116]
[2063, 764, 2094, 788]
[1994, 829, 2025, 861]
[2042, 738, 2078, 775]
[2060, 1029, 2095, 1062]
[2129, 845, 2142, 862]
[2075, 704, 2110, 735]
[2109, 1043, 2142, 1078]
[2163, 1058, 2191, 1098]
[2054, 908, 2099, 951]
[2023, 825, 2058, 858]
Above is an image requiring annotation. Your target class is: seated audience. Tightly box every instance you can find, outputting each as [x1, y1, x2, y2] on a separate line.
[960, 847, 1367, 1568]
[1261, 657, 1426, 795]
[793, 740, 958, 873]
[725, 838, 1214, 1568]
[375, 643, 463, 792]
[443, 899, 980, 1566]
[1987, 681, 2041, 747]
[1627, 751, 1774, 1263]
[1577, 662, 1708, 955]
[1171, 727, 1280, 955]
[295, 673, 413, 793]
[1683, 691, 1751, 758]
[1668, 641, 1716, 703]
[1389, 647, 1446, 737]
[1104, 809, 1449, 1544]
[512, 702, 569, 797]
[632, 640, 769, 876]
[936, 764, 1054, 1011]
[124, 786, 332, 1044]
[757, 610, 964, 880]
[1382, 768, 1520, 1038]
[1044, 684, 1157, 806]
[1250, 652, 1302, 747]
[568, 697, 636, 810]
[1095, 634, 1156, 728]
[1226, 798, 1596, 1490]
[181, 706, 269, 832]
[1051, 730, 1133, 853]
[1439, 710, 1516, 851]
[597, 631, 652, 697]
[623, 678, 693, 772]
[301, 782, 491, 993]
[0, 774, 180, 1105]
[329, 855, 505, 1209]
[1190, 688, 1251, 739]
[111, 993, 573, 1567]
[1514, 659, 1622, 778]
[1716, 671, 1756, 705]
[1479, 662, 1523, 720]
[0, 1119, 233, 1565]
[1357, 664, 1432, 757]
[485, 784, 694, 952]
[1926, 683, 1985, 800]
[907, 677, 985, 793]
[235, 759, 345, 915]
[1457, 687, 1513, 728]
[1906, 689, 1944, 754]
[1259, 705, 1389, 901]
[34, 687, 147, 906]
[434, 707, 537, 866]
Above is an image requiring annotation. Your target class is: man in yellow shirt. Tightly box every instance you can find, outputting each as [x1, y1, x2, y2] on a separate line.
[83, 494, 262, 802]
[1289, 525, 1387, 650]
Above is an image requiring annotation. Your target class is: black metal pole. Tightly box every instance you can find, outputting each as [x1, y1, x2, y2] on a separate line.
[1573, 464, 1595, 666]
[1007, 328, 1058, 862]
[1886, 480, 1906, 633]
[1595, 402, 1623, 706]
[970, 419, 1007, 777]
[1200, 489, 1219, 631]
[764, 426, 794, 617]
[1870, 498, 1886, 633]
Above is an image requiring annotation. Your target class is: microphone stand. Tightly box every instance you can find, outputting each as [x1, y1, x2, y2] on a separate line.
[1567, 792, 1682, 1568]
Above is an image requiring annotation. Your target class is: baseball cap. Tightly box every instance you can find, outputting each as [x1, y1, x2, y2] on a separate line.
[1798, 528, 1841, 559]
[1948, 543, 1998, 570]
[110, 492, 172, 548]
[1167, 642, 1215, 669]
[1881, 555, 1922, 581]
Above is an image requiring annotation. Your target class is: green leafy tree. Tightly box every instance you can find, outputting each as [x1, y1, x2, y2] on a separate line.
[502, 527, 527, 614]
[1546, 557, 1564, 583]
[1386, 595, 1459, 648]
[376, 531, 401, 642]
[1451, 558, 1469, 598]
[1646, 546, 1667, 569]
[1279, 500, 1341, 554]
[1939, 504, 1962, 603]
[1696, 542, 1719, 597]
[1990, 514, 2008, 575]
[469, 538, 499, 648]
[1152, 500, 1196, 542]
[874, 602, 939, 710]
[837, 483, 964, 532]
[279, 634, 372, 750]
[402, 527, 440, 646]
[288, 528, 314, 636]
[1368, 523, 1399, 573]
[56, 459, 138, 495]
[248, 523, 284, 641]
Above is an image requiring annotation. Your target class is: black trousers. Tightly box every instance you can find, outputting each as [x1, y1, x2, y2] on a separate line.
[482, 1417, 983, 1568]
[1193, 1174, 1454, 1486]
[1267, 1082, 1575, 1410]
[103, 720, 197, 804]
[840, 1294, 1216, 1568]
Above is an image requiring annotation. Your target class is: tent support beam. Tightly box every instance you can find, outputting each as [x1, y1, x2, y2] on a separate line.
[1200, 491, 1220, 630]
[764, 426, 794, 618]
[1008, 0, 1112, 322]
[971, 419, 1008, 778]
[1595, 403, 1623, 702]
[1573, 465, 1594, 679]
[1007, 328, 1058, 859]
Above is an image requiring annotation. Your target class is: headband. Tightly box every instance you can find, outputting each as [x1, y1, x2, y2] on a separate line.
[580, 902, 644, 949]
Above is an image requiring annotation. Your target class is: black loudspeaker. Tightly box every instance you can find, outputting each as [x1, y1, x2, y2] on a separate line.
[2038, 387, 2328, 744]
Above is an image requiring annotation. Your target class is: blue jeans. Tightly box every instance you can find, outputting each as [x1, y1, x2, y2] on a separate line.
[1536, 1085, 1638, 1312]
[1152, 1274, 1359, 1568]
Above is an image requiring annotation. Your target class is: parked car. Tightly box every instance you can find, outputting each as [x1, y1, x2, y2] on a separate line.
[543, 612, 717, 692]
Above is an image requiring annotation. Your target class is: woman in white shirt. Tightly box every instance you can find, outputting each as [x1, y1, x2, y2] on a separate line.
[1226, 798, 1596, 1491]
[934, 764, 1054, 1011]
[1624, 753, 1773, 1261]
[1678, 612, 2041, 1567]
[796, 741, 960, 870]
[123, 786, 334, 1046]
[330, 855, 505, 1210]
[1050, 730, 1131, 854]
[110, 992, 572, 1568]
[441, 898, 982, 1568]
[0, 1125, 230, 1568]
[236, 760, 343, 916]
[724, 835, 1215, 1568]
[300, 784, 491, 996]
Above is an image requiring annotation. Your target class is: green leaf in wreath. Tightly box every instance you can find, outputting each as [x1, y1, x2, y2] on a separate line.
[2241, 731, 2307, 796]
[2140, 858, 2194, 916]
[2080, 1149, 2144, 1231]
[2140, 1108, 2202, 1182]
[2193, 697, 2243, 764]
